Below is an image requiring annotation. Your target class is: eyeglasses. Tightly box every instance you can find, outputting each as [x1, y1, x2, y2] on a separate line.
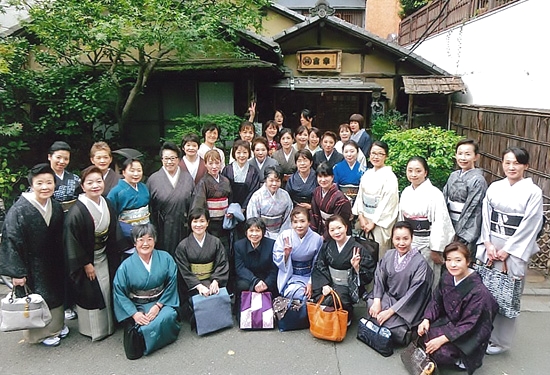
[162, 156, 178, 162]
[370, 152, 386, 157]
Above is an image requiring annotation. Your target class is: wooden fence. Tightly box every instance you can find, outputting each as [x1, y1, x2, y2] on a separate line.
[450, 103, 550, 273]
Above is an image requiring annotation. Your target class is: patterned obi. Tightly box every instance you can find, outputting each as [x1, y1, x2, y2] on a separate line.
[261, 214, 284, 234]
[361, 194, 380, 215]
[340, 184, 359, 203]
[129, 285, 164, 304]
[320, 210, 332, 224]
[60, 199, 77, 212]
[403, 214, 431, 237]
[207, 197, 229, 219]
[447, 199, 465, 222]
[120, 206, 150, 225]
[490, 209, 523, 237]
[94, 227, 109, 251]
[329, 266, 350, 286]
[292, 260, 313, 276]
[190, 261, 214, 281]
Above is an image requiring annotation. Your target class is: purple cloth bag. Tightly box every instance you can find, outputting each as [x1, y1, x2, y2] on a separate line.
[239, 291, 274, 330]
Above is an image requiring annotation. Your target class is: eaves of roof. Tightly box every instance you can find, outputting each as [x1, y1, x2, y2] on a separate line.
[269, 3, 307, 22]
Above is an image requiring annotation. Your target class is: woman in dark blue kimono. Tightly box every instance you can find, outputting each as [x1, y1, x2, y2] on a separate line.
[285, 149, 317, 209]
[113, 224, 180, 358]
[418, 242, 498, 374]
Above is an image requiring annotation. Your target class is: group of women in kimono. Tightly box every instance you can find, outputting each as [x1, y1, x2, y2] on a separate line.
[0, 113, 543, 372]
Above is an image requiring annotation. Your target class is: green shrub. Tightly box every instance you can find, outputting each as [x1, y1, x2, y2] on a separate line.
[166, 114, 243, 160]
[371, 110, 404, 141]
[0, 125, 29, 208]
[382, 126, 461, 191]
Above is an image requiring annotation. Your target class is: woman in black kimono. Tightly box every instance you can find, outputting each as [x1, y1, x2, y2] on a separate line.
[418, 242, 498, 374]
[285, 149, 317, 209]
[312, 215, 376, 324]
[0, 164, 66, 346]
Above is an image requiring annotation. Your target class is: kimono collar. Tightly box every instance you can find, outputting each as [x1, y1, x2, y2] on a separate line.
[393, 247, 419, 272]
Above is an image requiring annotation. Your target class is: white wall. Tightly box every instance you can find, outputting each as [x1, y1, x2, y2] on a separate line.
[411, 0, 548, 110]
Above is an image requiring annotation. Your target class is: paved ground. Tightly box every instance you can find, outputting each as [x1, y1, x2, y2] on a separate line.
[1, 274, 550, 375]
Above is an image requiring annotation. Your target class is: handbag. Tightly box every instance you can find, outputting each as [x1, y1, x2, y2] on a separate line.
[123, 320, 146, 360]
[275, 283, 309, 332]
[354, 230, 379, 264]
[306, 290, 348, 342]
[473, 260, 522, 318]
[240, 291, 274, 330]
[400, 338, 439, 375]
[191, 287, 233, 336]
[0, 285, 52, 332]
[356, 317, 393, 357]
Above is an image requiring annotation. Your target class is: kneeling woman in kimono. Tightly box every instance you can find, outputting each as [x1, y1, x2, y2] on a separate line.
[418, 242, 498, 374]
[312, 215, 376, 323]
[174, 208, 229, 318]
[366, 221, 433, 345]
[273, 206, 323, 300]
[113, 224, 180, 357]
[64, 166, 122, 341]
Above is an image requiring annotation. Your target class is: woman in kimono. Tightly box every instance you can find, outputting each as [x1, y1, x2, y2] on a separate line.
[147, 142, 195, 255]
[234, 217, 279, 314]
[262, 120, 280, 156]
[366, 221, 434, 345]
[0, 164, 66, 346]
[293, 125, 309, 152]
[312, 215, 376, 322]
[285, 149, 317, 209]
[273, 206, 323, 300]
[191, 149, 232, 251]
[48, 141, 81, 212]
[113, 224, 180, 358]
[64, 166, 121, 341]
[174, 208, 229, 318]
[335, 123, 366, 167]
[179, 133, 207, 185]
[249, 136, 279, 183]
[90, 141, 121, 196]
[399, 156, 455, 286]
[310, 163, 352, 241]
[353, 141, 399, 258]
[312, 131, 344, 170]
[442, 139, 487, 251]
[107, 158, 150, 248]
[247, 166, 293, 240]
[418, 242, 498, 374]
[333, 140, 366, 206]
[272, 128, 297, 185]
[307, 127, 322, 154]
[349, 113, 372, 160]
[477, 146, 543, 355]
[198, 123, 225, 168]
[222, 140, 261, 214]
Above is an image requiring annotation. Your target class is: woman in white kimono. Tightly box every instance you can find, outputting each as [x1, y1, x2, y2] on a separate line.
[64, 166, 121, 341]
[477, 146, 543, 355]
[353, 141, 399, 258]
[273, 206, 323, 300]
[399, 156, 455, 286]
[113, 224, 180, 358]
[147, 142, 195, 255]
[247, 165, 293, 240]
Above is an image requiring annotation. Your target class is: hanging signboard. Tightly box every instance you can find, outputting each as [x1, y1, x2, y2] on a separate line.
[297, 50, 342, 72]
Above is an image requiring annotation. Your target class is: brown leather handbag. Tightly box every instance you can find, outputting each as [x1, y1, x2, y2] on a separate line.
[306, 290, 348, 342]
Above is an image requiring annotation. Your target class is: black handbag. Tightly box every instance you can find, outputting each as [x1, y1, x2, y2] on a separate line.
[123, 320, 146, 360]
[354, 230, 379, 264]
[356, 317, 393, 357]
[400, 338, 439, 375]
[275, 284, 309, 332]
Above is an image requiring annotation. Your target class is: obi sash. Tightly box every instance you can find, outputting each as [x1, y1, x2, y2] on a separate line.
[129, 285, 164, 304]
[207, 197, 229, 218]
[447, 199, 465, 222]
[60, 199, 77, 212]
[403, 215, 431, 237]
[340, 184, 359, 203]
[361, 194, 380, 215]
[490, 209, 523, 237]
[320, 210, 331, 224]
[329, 266, 349, 286]
[119, 206, 150, 225]
[292, 260, 313, 276]
[261, 214, 284, 234]
[191, 261, 214, 281]
[94, 227, 109, 251]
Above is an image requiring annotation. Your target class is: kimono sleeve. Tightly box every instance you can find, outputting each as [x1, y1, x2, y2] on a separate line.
[0, 206, 27, 277]
[174, 239, 202, 289]
[390, 260, 433, 324]
[311, 242, 332, 293]
[191, 179, 207, 212]
[157, 253, 180, 309]
[211, 237, 230, 286]
[113, 262, 139, 322]
[454, 174, 487, 244]
[428, 190, 455, 252]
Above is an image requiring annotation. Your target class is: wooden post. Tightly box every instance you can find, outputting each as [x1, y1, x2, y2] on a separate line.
[407, 94, 414, 128]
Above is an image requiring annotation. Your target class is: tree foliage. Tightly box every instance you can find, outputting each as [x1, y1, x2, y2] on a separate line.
[16, 0, 270, 132]
[400, 0, 429, 18]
